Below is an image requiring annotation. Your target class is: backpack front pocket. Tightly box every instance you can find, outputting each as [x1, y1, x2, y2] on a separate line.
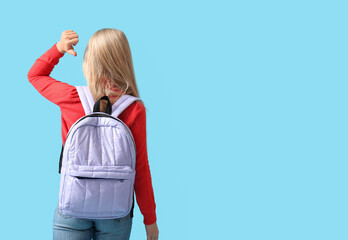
[60, 164, 135, 219]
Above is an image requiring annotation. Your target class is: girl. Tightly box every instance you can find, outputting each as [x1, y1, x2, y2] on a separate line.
[27, 28, 159, 240]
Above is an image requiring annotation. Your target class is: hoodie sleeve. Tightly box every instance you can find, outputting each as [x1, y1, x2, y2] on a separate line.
[130, 101, 157, 225]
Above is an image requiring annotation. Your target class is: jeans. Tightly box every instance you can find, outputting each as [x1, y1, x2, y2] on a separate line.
[53, 203, 133, 240]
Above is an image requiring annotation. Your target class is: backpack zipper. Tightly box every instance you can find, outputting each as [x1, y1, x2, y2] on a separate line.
[75, 176, 125, 182]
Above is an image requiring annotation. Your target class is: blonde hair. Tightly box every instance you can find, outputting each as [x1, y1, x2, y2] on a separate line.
[82, 28, 140, 111]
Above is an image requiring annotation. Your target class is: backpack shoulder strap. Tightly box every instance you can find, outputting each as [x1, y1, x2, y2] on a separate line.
[76, 86, 95, 115]
[76, 85, 142, 118]
[111, 94, 142, 118]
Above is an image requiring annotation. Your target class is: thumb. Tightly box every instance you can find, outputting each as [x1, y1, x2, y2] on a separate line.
[67, 49, 77, 56]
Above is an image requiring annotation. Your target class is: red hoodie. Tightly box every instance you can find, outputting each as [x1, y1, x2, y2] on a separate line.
[27, 42, 157, 225]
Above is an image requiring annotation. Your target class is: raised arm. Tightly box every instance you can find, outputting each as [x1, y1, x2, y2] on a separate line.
[27, 30, 79, 108]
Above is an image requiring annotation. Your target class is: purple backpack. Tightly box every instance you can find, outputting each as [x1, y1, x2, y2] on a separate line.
[58, 86, 141, 219]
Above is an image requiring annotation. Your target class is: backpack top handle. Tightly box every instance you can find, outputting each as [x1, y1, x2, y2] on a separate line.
[93, 95, 112, 115]
[76, 85, 142, 118]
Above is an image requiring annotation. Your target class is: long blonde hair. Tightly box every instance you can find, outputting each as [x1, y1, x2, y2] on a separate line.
[82, 28, 140, 110]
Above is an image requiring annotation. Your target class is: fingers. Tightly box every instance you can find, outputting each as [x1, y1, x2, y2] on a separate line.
[66, 49, 77, 56]
[59, 30, 79, 56]
[62, 30, 77, 37]
[67, 38, 79, 45]
[62, 30, 78, 41]
[66, 32, 78, 37]
[147, 235, 158, 240]
[147, 233, 159, 240]
[64, 34, 78, 42]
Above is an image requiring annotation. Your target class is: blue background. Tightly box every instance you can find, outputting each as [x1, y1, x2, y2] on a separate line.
[0, 0, 347, 239]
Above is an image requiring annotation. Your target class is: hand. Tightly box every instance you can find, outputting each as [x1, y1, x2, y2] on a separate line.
[56, 30, 79, 56]
[145, 221, 159, 240]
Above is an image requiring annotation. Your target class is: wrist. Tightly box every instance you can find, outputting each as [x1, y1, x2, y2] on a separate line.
[56, 42, 65, 54]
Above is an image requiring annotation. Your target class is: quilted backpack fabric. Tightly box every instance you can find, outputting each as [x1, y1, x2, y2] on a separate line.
[58, 85, 142, 219]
